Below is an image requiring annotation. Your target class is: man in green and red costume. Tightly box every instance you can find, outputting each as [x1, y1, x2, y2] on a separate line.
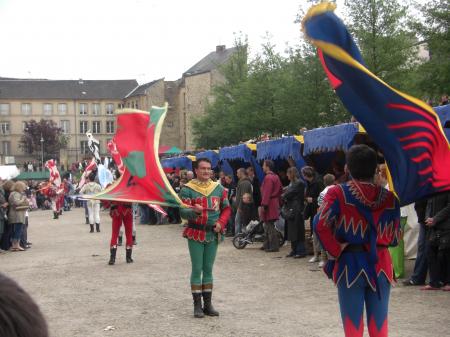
[179, 158, 231, 318]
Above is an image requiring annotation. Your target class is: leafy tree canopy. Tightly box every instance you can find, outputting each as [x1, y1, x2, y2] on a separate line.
[19, 119, 69, 161]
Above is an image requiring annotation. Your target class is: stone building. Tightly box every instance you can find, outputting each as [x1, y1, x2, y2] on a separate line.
[0, 79, 137, 166]
[179, 45, 237, 150]
[0, 45, 239, 165]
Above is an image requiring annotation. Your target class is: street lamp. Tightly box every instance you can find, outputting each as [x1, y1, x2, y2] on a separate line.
[40, 134, 44, 170]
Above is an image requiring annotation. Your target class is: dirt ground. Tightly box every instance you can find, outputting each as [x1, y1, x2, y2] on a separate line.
[1, 208, 450, 337]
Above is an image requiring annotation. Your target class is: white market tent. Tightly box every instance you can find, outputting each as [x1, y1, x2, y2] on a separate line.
[0, 165, 20, 180]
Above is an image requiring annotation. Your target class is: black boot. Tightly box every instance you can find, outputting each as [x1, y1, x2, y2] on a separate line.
[108, 247, 117, 265]
[59, 209, 63, 215]
[95, 223, 100, 232]
[192, 293, 204, 318]
[126, 248, 134, 263]
[53, 212, 58, 219]
[117, 236, 123, 246]
[90, 224, 94, 233]
[132, 235, 137, 245]
[202, 290, 219, 316]
[85, 217, 89, 224]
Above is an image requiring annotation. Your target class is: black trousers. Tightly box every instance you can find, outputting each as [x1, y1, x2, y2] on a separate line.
[428, 245, 450, 287]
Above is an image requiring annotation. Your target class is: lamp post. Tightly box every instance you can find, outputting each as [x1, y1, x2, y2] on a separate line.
[40, 134, 44, 170]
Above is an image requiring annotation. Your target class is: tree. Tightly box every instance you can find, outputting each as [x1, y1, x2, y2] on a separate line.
[19, 119, 69, 162]
[192, 34, 349, 149]
[411, 0, 450, 102]
[343, 0, 417, 89]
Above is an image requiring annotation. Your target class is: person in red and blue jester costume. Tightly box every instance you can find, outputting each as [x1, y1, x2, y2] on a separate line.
[179, 158, 231, 318]
[314, 144, 401, 337]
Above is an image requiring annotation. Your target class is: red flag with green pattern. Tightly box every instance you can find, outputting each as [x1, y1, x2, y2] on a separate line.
[89, 105, 183, 208]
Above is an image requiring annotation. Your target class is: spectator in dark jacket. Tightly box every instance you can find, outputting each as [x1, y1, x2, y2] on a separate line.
[301, 166, 324, 230]
[0, 180, 14, 251]
[234, 168, 253, 234]
[421, 192, 450, 290]
[246, 166, 262, 207]
[239, 193, 258, 229]
[282, 167, 306, 258]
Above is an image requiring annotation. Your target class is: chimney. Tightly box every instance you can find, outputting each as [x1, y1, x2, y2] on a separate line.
[216, 45, 226, 53]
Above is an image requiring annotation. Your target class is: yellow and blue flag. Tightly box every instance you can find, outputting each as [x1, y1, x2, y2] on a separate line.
[302, 3, 450, 206]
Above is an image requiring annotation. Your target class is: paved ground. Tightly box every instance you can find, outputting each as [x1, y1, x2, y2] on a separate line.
[1, 208, 449, 337]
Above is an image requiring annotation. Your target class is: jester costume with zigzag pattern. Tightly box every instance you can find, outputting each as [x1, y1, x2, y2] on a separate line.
[179, 179, 231, 295]
[315, 181, 400, 337]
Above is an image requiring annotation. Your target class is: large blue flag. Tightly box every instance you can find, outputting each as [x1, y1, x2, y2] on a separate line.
[302, 3, 450, 206]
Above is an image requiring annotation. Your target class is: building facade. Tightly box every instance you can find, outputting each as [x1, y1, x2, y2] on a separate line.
[0, 45, 239, 166]
[0, 79, 137, 167]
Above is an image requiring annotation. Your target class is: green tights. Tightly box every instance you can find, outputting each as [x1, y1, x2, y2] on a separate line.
[188, 238, 218, 286]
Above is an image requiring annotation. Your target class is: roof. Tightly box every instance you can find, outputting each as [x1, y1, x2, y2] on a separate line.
[125, 78, 163, 98]
[0, 79, 138, 100]
[183, 46, 238, 77]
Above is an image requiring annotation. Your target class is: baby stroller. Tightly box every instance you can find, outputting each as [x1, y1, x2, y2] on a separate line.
[232, 218, 285, 249]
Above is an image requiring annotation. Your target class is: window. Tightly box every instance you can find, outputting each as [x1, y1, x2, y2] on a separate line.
[22, 121, 27, 131]
[58, 103, 67, 115]
[0, 122, 10, 135]
[135, 101, 139, 109]
[21, 103, 32, 115]
[80, 121, 88, 134]
[0, 103, 10, 116]
[92, 121, 101, 134]
[92, 103, 101, 115]
[43, 103, 53, 115]
[80, 141, 89, 154]
[106, 121, 115, 134]
[118, 103, 124, 109]
[60, 120, 70, 134]
[106, 103, 114, 115]
[79, 103, 88, 115]
[2, 141, 10, 156]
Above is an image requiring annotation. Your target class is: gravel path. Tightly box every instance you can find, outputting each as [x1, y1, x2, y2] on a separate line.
[1, 208, 449, 337]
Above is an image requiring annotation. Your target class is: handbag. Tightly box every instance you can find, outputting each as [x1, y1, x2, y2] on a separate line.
[281, 204, 296, 220]
[15, 205, 30, 211]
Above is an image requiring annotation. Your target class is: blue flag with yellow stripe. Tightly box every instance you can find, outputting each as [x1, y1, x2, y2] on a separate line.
[302, 3, 450, 206]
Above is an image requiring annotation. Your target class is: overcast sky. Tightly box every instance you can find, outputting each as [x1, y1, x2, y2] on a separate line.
[0, 0, 419, 84]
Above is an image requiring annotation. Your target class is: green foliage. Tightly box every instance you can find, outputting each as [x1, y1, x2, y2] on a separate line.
[343, 0, 417, 88]
[19, 119, 68, 161]
[411, 0, 450, 102]
[192, 36, 348, 149]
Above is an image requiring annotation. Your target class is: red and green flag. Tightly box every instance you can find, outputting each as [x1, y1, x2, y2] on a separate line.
[90, 105, 183, 208]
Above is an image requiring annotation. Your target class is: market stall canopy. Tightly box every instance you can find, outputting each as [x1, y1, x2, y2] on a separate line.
[435, 104, 450, 142]
[219, 144, 254, 162]
[159, 146, 183, 155]
[161, 156, 194, 171]
[15, 170, 50, 181]
[303, 123, 359, 155]
[219, 144, 263, 182]
[257, 136, 304, 161]
[195, 150, 220, 168]
[0, 165, 21, 180]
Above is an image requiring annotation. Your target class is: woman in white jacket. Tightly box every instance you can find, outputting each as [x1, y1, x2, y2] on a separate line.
[80, 173, 102, 233]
